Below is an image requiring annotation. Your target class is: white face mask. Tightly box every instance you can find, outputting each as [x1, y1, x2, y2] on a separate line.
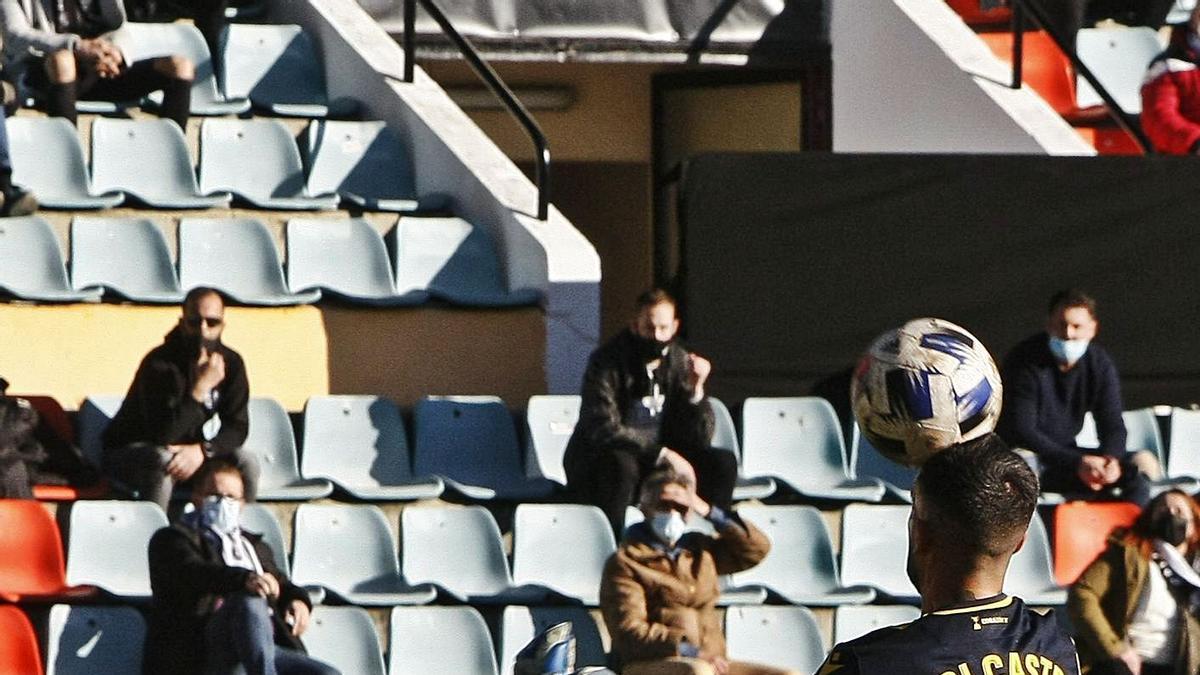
[1048, 335, 1090, 365]
[650, 511, 687, 546]
[199, 495, 241, 534]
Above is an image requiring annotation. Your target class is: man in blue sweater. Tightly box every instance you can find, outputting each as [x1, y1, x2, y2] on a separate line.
[998, 290, 1159, 506]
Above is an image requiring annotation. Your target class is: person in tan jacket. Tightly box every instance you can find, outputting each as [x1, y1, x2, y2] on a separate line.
[599, 467, 794, 675]
[1069, 489, 1200, 675]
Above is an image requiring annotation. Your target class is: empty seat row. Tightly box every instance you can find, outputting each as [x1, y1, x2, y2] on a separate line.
[0, 215, 535, 307]
[10, 117, 417, 211]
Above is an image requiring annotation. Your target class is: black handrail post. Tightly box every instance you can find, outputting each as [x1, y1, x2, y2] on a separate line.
[403, 0, 415, 83]
[1011, 0, 1024, 89]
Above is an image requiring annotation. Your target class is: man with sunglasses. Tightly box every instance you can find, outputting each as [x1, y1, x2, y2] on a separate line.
[102, 286, 256, 509]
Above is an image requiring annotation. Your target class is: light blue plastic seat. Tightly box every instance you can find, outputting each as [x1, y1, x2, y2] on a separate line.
[523, 394, 580, 487]
[511, 503, 614, 605]
[109, 22, 249, 115]
[220, 24, 332, 117]
[306, 120, 419, 212]
[834, 605, 922, 644]
[245, 397, 333, 500]
[741, 397, 885, 502]
[290, 503, 435, 606]
[238, 504, 290, 576]
[727, 504, 875, 606]
[851, 423, 918, 502]
[499, 606, 608, 675]
[390, 216, 541, 306]
[65, 500, 168, 600]
[77, 395, 124, 467]
[389, 606, 499, 675]
[413, 396, 558, 500]
[724, 606, 826, 674]
[302, 606, 385, 675]
[1168, 408, 1200, 484]
[286, 219, 420, 304]
[300, 395, 443, 500]
[1008, 513, 1068, 605]
[46, 604, 145, 675]
[70, 217, 183, 303]
[0, 216, 101, 302]
[708, 397, 777, 500]
[401, 505, 535, 604]
[1076, 27, 1163, 114]
[199, 120, 338, 210]
[91, 119, 230, 209]
[7, 118, 122, 208]
[840, 504, 918, 602]
[178, 218, 320, 305]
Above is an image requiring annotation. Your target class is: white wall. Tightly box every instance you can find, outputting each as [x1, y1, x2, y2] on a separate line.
[833, 0, 1095, 155]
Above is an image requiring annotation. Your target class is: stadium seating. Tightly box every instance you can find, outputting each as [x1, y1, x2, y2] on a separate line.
[291, 503, 435, 606]
[220, 23, 332, 117]
[0, 216, 102, 302]
[7, 117, 123, 209]
[1075, 27, 1163, 114]
[945, 0, 1011, 26]
[851, 423, 918, 502]
[239, 503, 291, 576]
[1167, 408, 1200, 481]
[980, 31, 1083, 119]
[110, 21, 249, 115]
[0, 499, 95, 602]
[740, 397, 886, 501]
[287, 219, 421, 305]
[840, 504, 918, 602]
[65, 500, 168, 600]
[401, 504, 537, 603]
[389, 216, 541, 306]
[1005, 513, 1067, 605]
[833, 605, 921, 644]
[45, 604, 146, 675]
[523, 394, 579, 487]
[389, 606, 499, 675]
[76, 395, 124, 468]
[1053, 500, 1140, 585]
[0, 605, 43, 674]
[413, 396, 558, 500]
[178, 218, 321, 306]
[306, 120, 419, 212]
[1075, 409, 1166, 467]
[709, 396, 778, 500]
[70, 217, 184, 303]
[724, 606, 827, 673]
[13, 394, 106, 500]
[90, 118, 231, 209]
[300, 395, 444, 500]
[245, 397, 334, 500]
[511, 503, 615, 605]
[499, 606, 608, 675]
[302, 606, 386, 675]
[199, 119, 339, 210]
[727, 504, 875, 606]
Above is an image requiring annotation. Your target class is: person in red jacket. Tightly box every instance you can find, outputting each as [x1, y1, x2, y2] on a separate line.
[1142, 6, 1200, 155]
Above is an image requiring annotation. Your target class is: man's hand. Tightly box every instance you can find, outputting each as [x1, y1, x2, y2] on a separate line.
[1077, 455, 1111, 491]
[244, 572, 280, 599]
[1117, 648, 1142, 675]
[192, 348, 226, 402]
[657, 448, 697, 483]
[285, 599, 311, 637]
[686, 353, 712, 396]
[165, 442, 204, 481]
[76, 38, 122, 78]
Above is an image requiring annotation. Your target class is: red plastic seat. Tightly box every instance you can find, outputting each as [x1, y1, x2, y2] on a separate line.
[981, 31, 1080, 117]
[0, 500, 96, 602]
[1053, 500, 1141, 585]
[946, 0, 1012, 26]
[0, 605, 43, 674]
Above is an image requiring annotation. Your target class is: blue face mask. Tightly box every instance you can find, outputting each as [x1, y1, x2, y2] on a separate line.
[1048, 335, 1089, 365]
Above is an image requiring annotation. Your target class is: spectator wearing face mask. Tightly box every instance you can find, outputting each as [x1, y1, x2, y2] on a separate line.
[563, 288, 738, 539]
[599, 468, 793, 675]
[1070, 490, 1200, 675]
[997, 289, 1160, 506]
[145, 459, 339, 675]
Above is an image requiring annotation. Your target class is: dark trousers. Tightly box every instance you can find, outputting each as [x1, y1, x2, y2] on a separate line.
[102, 443, 260, 511]
[1040, 452, 1151, 507]
[30, 56, 193, 129]
[205, 594, 338, 675]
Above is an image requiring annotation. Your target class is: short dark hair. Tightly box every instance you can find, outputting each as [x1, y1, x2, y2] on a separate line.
[194, 457, 243, 494]
[184, 286, 225, 314]
[638, 467, 693, 507]
[635, 288, 677, 312]
[1047, 289, 1097, 319]
[913, 433, 1039, 557]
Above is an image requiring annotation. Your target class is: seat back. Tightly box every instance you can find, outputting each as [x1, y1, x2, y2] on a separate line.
[724, 606, 826, 673]
[391, 216, 522, 305]
[90, 118, 207, 201]
[852, 423, 917, 495]
[46, 604, 145, 675]
[741, 397, 849, 487]
[0, 605, 43, 674]
[729, 504, 842, 597]
[1005, 513, 1063, 602]
[70, 217, 182, 302]
[388, 607, 498, 675]
[840, 504, 917, 599]
[401, 505, 513, 598]
[1168, 408, 1200, 479]
[833, 605, 921, 644]
[412, 396, 529, 494]
[287, 219, 397, 299]
[179, 218, 312, 305]
[709, 396, 740, 458]
[66, 500, 168, 598]
[1076, 27, 1163, 113]
[291, 504, 399, 594]
[199, 119, 306, 201]
[499, 606, 607, 675]
[1053, 501, 1140, 585]
[77, 395, 124, 467]
[0, 216, 79, 300]
[7, 117, 116, 207]
[110, 22, 245, 114]
[1123, 408, 1165, 466]
[0, 499, 71, 597]
[981, 31, 1076, 115]
[244, 397, 306, 493]
[306, 120, 416, 210]
[523, 395, 580, 484]
[301, 395, 416, 487]
[221, 24, 328, 115]
[239, 504, 290, 577]
[17, 394, 74, 447]
[512, 504, 615, 604]
[302, 606, 386, 675]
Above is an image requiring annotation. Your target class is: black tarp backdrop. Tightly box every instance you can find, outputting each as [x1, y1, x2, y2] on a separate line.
[677, 152, 1200, 414]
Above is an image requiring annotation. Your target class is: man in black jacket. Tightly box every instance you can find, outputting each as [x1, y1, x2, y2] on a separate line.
[103, 287, 257, 508]
[564, 289, 737, 538]
[146, 459, 337, 675]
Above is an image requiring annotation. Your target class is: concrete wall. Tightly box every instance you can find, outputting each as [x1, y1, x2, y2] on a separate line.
[832, 0, 1095, 154]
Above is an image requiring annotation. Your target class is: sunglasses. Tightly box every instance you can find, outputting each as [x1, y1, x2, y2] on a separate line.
[184, 316, 223, 328]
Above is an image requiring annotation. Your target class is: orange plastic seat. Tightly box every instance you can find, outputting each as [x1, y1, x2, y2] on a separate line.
[0, 605, 43, 674]
[1092, 126, 1143, 155]
[1053, 500, 1141, 585]
[0, 500, 96, 602]
[981, 31, 1078, 117]
[946, 0, 1012, 26]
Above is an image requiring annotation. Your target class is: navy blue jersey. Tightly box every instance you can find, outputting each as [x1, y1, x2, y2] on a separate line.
[817, 595, 1080, 675]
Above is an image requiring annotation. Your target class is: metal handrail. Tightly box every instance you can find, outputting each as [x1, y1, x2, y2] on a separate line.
[1008, 0, 1154, 154]
[401, 0, 552, 220]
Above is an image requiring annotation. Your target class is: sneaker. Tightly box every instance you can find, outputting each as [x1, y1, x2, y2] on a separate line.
[0, 187, 37, 217]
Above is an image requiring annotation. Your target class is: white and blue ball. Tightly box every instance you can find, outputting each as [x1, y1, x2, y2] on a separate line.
[850, 317, 1002, 467]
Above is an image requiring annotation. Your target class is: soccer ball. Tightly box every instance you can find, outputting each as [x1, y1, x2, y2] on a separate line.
[850, 317, 1002, 467]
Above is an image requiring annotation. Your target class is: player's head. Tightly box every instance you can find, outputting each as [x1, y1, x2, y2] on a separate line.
[907, 433, 1039, 596]
[631, 289, 680, 361]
